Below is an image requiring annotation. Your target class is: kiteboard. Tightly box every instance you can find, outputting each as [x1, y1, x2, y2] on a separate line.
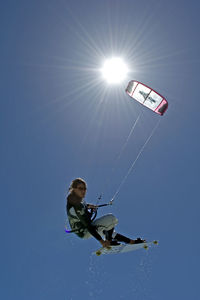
[94, 240, 158, 256]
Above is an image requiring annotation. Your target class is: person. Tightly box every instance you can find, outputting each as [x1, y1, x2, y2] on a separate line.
[66, 178, 145, 248]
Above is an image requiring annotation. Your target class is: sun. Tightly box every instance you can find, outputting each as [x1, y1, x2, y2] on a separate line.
[101, 57, 129, 84]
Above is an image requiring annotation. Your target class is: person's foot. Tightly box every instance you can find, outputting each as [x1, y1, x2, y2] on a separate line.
[129, 238, 146, 244]
[110, 240, 121, 246]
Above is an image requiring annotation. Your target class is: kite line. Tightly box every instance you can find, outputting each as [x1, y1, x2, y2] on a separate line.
[110, 118, 161, 203]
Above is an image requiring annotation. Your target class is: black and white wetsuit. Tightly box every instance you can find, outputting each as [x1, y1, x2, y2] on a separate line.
[66, 192, 102, 241]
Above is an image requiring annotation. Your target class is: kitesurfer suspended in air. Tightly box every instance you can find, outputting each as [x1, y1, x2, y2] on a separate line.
[66, 178, 145, 248]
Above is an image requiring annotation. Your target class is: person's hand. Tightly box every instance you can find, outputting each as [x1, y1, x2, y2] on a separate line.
[87, 204, 98, 209]
[100, 239, 111, 248]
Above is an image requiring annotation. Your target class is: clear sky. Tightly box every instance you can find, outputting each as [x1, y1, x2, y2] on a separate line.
[1, 0, 200, 299]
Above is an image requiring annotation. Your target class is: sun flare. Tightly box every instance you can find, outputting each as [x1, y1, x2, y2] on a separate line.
[101, 57, 129, 84]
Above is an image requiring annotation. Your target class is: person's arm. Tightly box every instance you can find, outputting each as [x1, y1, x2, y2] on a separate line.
[87, 204, 98, 209]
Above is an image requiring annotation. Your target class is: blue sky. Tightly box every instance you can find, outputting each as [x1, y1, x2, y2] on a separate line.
[1, 0, 200, 299]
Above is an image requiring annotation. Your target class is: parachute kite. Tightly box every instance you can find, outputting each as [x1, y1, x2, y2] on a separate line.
[126, 80, 168, 115]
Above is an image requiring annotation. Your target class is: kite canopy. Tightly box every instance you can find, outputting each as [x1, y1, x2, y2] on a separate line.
[126, 80, 168, 115]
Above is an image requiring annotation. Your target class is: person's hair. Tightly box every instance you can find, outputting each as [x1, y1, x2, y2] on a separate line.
[68, 178, 87, 192]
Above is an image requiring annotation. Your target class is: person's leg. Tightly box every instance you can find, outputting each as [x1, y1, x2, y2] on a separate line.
[100, 228, 120, 245]
[103, 228, 114, 240]
[101, 228, 143, 244]
[92, 214, 118, 236]
[114, 233, 132, 243]
[92, 215, 145, 244]
[114, 233, 146, 244]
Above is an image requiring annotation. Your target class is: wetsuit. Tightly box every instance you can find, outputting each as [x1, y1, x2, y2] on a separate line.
[66, 192, 102, 241]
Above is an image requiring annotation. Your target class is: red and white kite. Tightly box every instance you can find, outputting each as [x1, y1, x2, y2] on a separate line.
[126, 80, 168, 115]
